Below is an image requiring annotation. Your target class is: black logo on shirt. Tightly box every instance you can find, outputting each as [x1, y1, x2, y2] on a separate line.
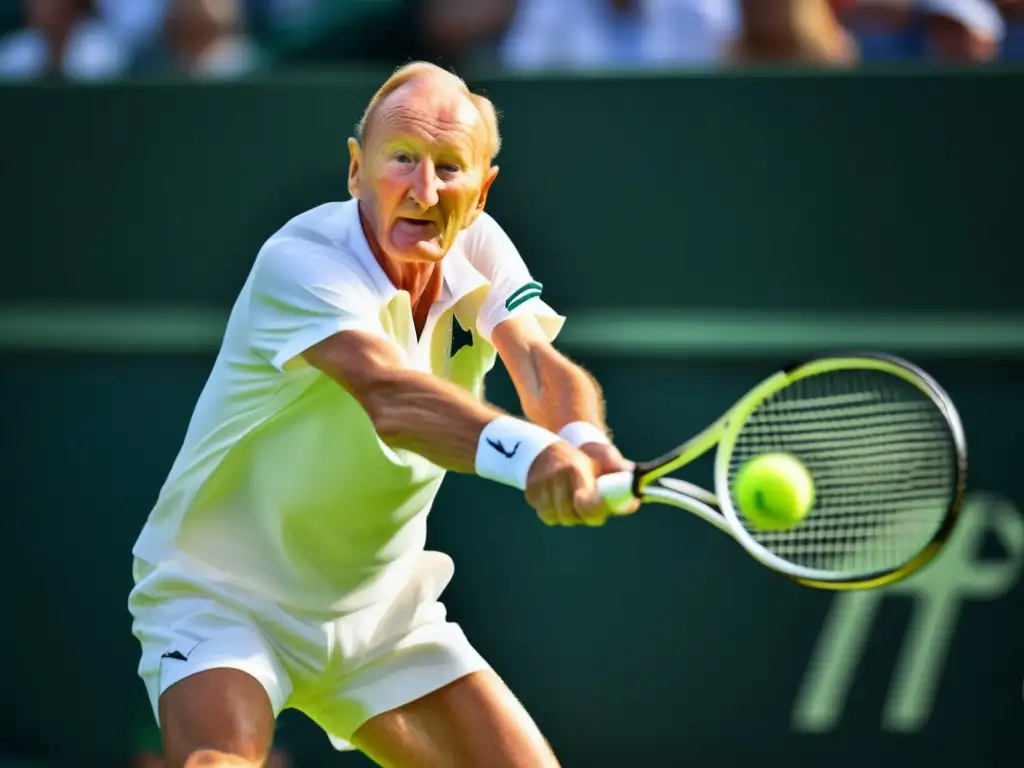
[487, 438, 521, 458]
[451, 319, 474, 355]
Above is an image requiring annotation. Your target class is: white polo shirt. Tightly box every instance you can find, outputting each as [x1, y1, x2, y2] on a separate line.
[133, 200, 563, 612]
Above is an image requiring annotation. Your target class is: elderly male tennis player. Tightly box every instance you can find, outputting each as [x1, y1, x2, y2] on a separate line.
[128, 61, 638, 768]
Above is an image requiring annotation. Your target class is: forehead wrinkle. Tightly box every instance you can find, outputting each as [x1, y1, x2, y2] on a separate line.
[381, 108, 477, 155]
[367, 80, 485, 158]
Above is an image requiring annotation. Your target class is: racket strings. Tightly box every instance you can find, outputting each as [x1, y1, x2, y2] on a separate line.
[726, 369, 956, 576]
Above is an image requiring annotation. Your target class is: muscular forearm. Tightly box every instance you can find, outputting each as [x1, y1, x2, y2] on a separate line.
[364, 370, 507, 473]
[306, 331, 513, 474]
[492, 316, 608, 434]
[514, 347, 607, 434]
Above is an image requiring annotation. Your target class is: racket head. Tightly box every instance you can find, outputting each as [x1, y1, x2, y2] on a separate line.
[714, 353, 967, 589]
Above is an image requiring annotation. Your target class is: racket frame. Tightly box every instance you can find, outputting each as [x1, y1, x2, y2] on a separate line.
[622, 352, 968, 590]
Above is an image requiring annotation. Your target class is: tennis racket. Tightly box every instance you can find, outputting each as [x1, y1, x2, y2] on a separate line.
[597, 353, 967, 590]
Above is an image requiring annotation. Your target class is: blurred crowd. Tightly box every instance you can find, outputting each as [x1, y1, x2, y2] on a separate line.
[0, 0, 1022, 82]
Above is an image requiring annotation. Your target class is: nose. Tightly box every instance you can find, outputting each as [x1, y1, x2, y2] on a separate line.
[408, 158, 440, 209]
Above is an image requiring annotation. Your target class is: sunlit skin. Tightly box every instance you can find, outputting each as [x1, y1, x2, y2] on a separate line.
[347, 73, 499, 333]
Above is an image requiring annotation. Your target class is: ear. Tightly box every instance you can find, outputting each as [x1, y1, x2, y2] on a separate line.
[347, 137, 362, 199]
[476, 165, 499, 213]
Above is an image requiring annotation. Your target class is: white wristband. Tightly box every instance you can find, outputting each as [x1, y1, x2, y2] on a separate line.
[558, 421, 611, 448]
[475, 416, 561, 490]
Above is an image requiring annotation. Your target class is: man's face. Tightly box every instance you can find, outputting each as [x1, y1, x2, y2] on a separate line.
[348, 79, 498, 264]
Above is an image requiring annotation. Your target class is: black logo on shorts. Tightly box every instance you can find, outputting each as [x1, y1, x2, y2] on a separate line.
[487, 438, 521, 458]
[161, 642, 200, 662]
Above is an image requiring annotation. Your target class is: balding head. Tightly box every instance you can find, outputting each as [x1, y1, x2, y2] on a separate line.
[356, 62, 501, 164]
[346, 62, 503, 267]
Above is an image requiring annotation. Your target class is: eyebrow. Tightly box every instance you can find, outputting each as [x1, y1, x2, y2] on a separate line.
[383, 138, 471, 164]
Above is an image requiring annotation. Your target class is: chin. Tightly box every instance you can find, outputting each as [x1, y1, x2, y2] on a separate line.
[389, 240, 446, 263]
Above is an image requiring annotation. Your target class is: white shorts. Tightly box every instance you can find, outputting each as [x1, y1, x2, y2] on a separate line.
[128, 551, 489, 751]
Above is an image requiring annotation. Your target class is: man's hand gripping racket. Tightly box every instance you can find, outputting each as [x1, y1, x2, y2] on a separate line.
[597, 353, 968, 590]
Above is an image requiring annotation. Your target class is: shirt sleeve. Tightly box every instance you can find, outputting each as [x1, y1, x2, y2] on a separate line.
[248, 236, 385, 372]
[460, 213, 565, 344]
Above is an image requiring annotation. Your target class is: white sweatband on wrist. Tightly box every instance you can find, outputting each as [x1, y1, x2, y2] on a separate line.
[558, 421, 611, 448]
[475, 416, 561, 490]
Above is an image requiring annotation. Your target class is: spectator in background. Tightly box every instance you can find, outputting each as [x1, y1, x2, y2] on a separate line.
[419, 0, 518, 69]
[162, 0, 261, 78]
[250, 0, 421, 70]
[926, 0, 1004, 60]
[245, 0, 323, 35]
[0, 0, 129, 79]
[999, 0, 1024, 58]
[838, 0, 1005, 62]
[499, 0, 741, 71]
[731, 0, 857, 63]
[96, 0, 167, 53]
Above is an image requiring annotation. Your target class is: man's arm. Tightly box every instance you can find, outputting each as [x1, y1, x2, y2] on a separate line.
[492, 316, 634, 481]
[303, 321, 626, 528]
[250, 229, 619, 523]
[304, 329, 505, 473]
[304, 328, 626, 525]
[491, 314, 607, 434]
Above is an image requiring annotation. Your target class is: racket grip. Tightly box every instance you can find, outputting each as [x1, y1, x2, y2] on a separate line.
[597, 471, 637, 515]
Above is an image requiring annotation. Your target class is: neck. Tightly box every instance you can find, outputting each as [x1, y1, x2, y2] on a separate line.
[359, 204, 443, 306]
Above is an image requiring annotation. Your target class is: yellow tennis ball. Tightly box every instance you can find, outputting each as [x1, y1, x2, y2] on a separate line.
[733, 453, 815, 530]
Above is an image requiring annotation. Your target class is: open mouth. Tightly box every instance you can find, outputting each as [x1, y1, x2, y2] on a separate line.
[396, 217, 440, 240]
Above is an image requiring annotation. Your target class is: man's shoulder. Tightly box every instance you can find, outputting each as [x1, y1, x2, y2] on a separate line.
[464, 210, 500, 237]
[455, 211, 506, 256]
[454, 210, 523, 274]
[267, 201, 355, 247]
[254, 201, 378, 294]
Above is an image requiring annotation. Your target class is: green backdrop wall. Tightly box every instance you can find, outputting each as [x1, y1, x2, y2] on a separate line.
[1, 71, 1021, 766]
[2, 70, 1021, 310]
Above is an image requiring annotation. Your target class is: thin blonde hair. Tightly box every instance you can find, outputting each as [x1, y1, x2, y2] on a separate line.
[355, 62, 502, 163]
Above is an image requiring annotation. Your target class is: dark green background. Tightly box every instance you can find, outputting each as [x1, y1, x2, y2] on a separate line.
[1, 71, 1021, 766]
